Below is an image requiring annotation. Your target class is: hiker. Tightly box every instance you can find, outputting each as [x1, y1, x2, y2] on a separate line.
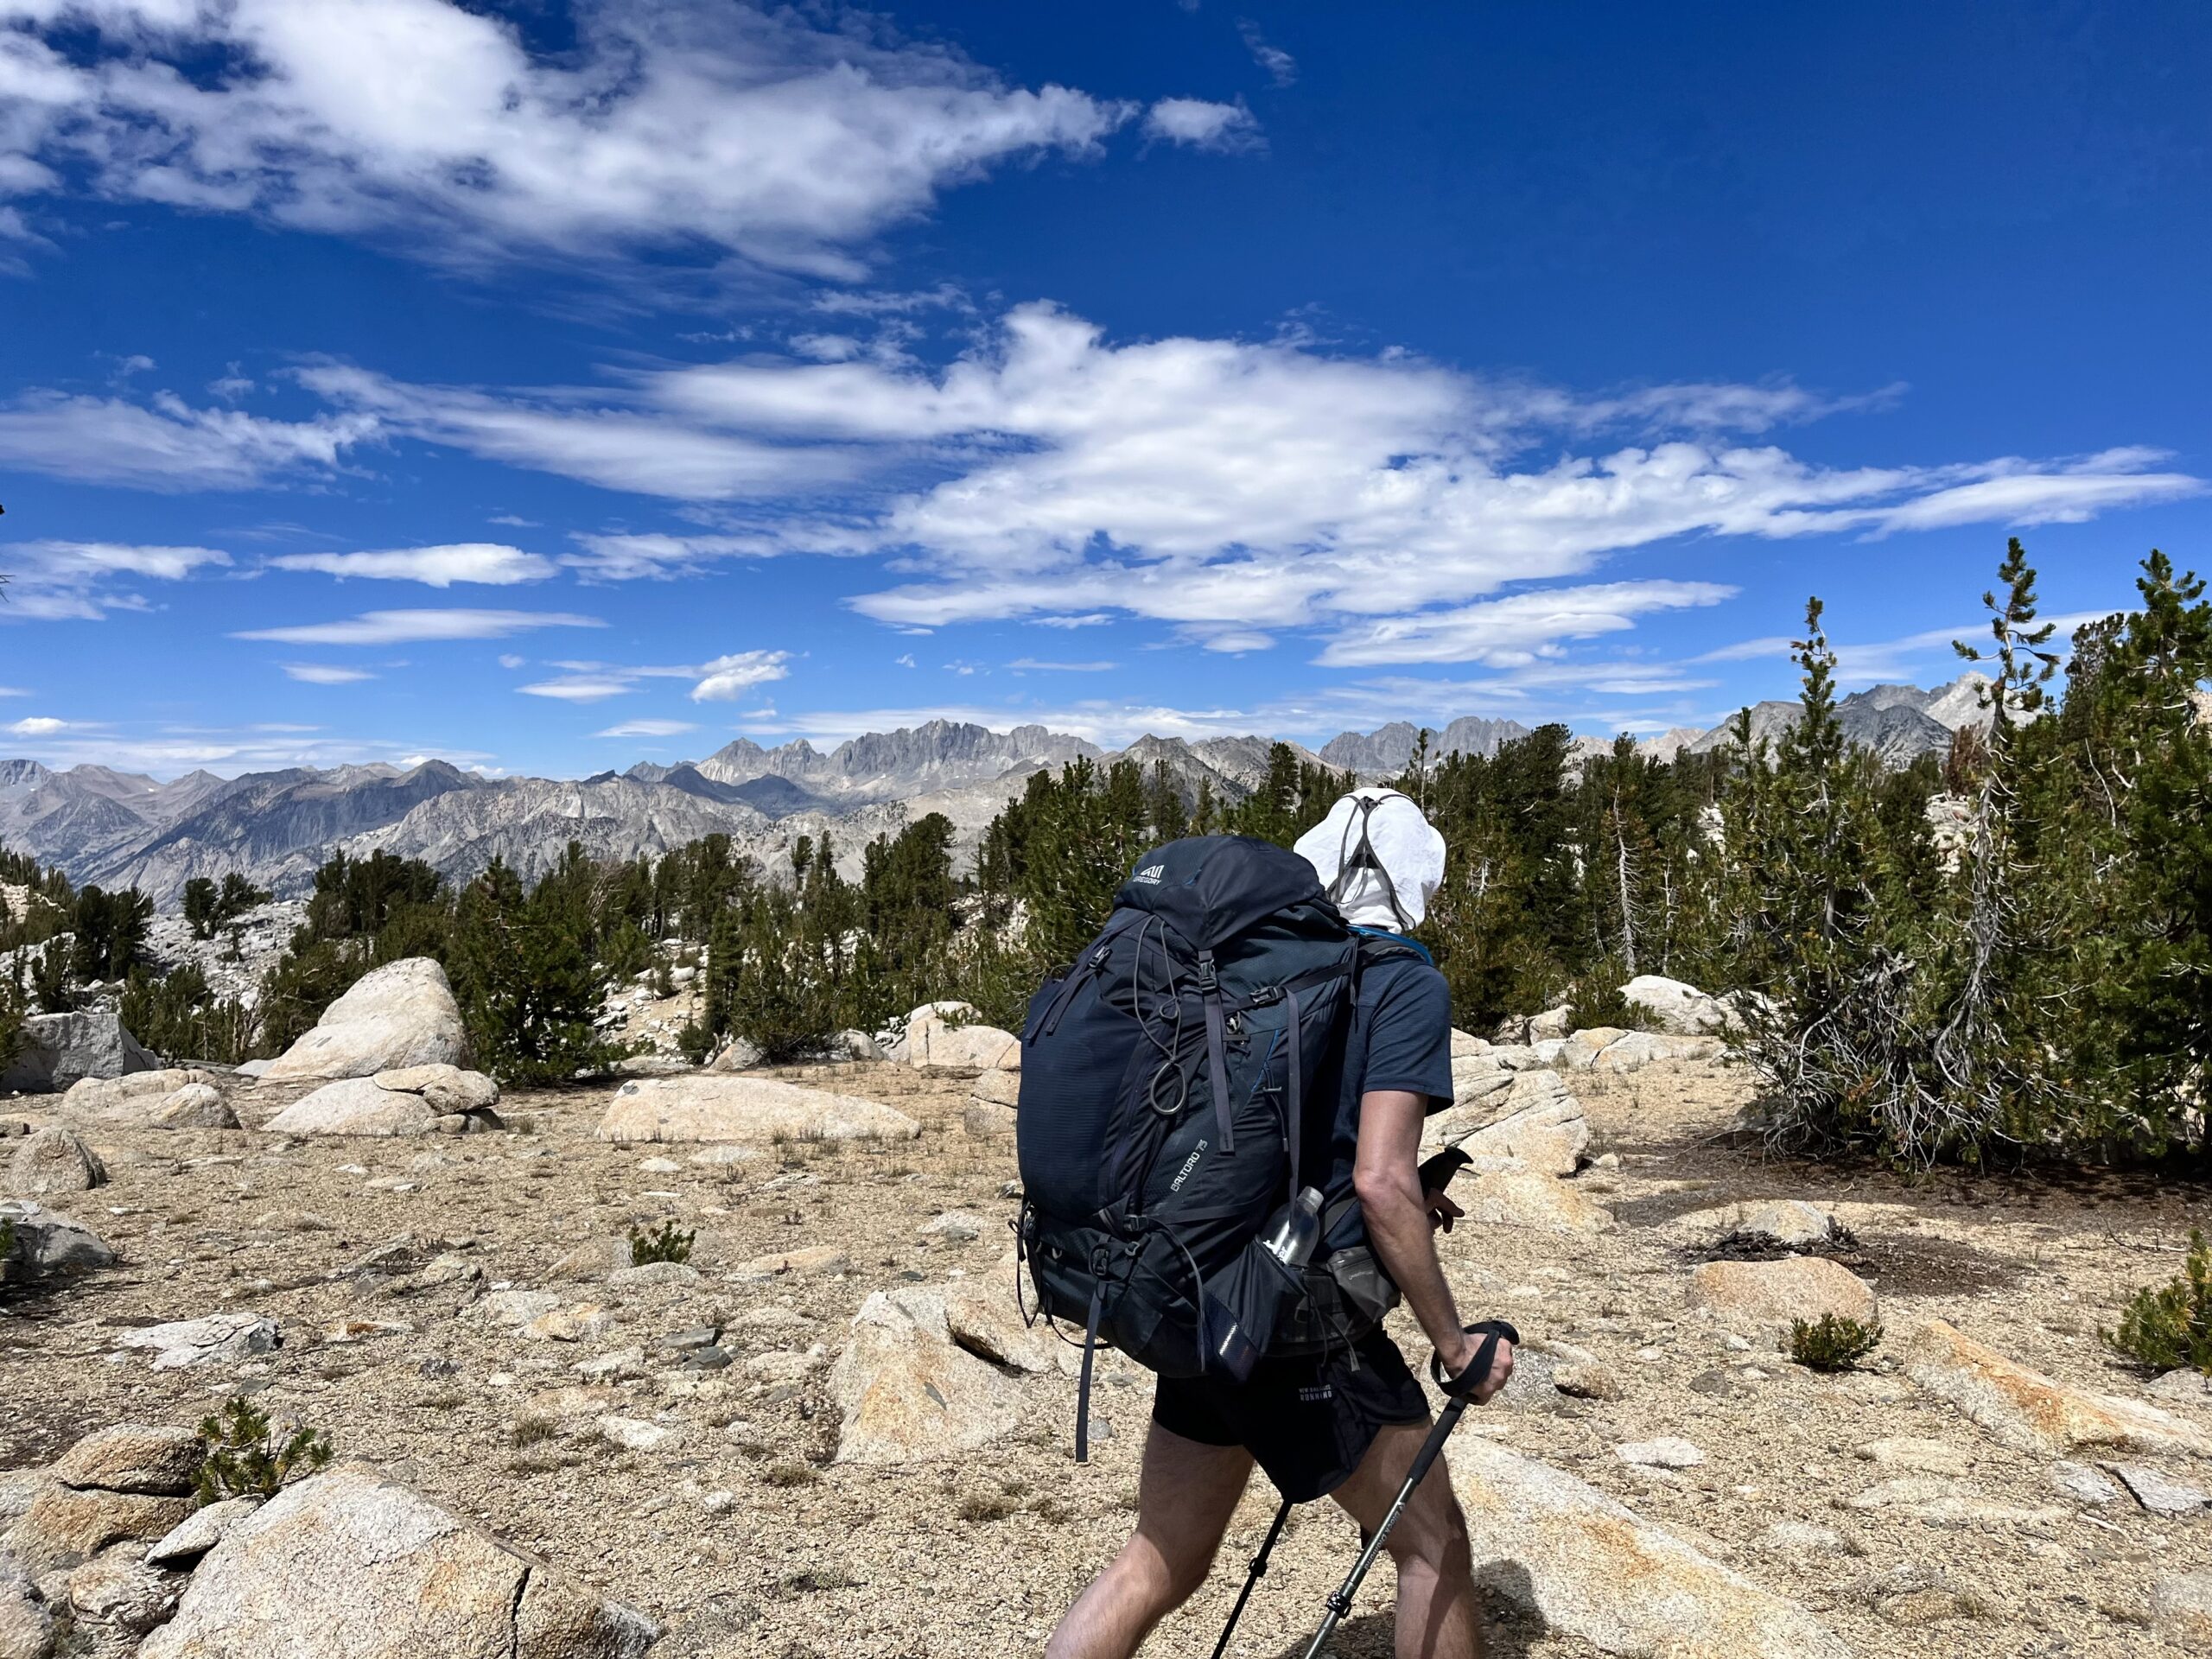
[1040, 790, 1512, 1659]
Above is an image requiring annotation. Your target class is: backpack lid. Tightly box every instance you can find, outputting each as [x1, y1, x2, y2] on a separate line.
[1113, 835, 1338, 951]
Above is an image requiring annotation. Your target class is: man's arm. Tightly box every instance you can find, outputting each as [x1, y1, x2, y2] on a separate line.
[1352, 1089, 1512, 1402]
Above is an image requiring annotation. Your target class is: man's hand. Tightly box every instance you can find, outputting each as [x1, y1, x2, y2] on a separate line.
[1443, 1332, 1515, 1404]
[1424, 1187, 1465, 1234]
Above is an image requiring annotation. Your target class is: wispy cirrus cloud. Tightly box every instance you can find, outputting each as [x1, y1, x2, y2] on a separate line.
[1144, 99, 1261, 152]
[0, 0, 1151, 278]
[512, 649, 791, 703]
[278, 303, 2198, 668]
[0, 540, 232, 620]
[595, 718, 699, 739]
[282, 664, 377, 684]
[270, 543, 555, 587]
[233, 609, 604, 646]
[0, 391, 377, 491]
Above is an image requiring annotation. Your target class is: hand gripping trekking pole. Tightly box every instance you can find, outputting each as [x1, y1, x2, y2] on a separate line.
[1298, 1319, 1518, 1659]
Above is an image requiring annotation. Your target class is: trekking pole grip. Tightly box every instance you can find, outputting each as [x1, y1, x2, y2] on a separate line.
[1430, 1319, 1520, 1401]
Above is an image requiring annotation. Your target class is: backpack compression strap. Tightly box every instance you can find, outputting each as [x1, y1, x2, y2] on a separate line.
[1198, 950, 1235, 1154]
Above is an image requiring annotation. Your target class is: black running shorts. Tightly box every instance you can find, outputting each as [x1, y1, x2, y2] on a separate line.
[1150, 1327, 1430, 1502]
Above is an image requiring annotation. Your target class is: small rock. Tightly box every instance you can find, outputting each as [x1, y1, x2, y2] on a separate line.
[114, 1314, 278, 1370]
[51, 1426, 202, 1496]
[144, 1497, 260, 1567]
[1616, 1437, 1705, 1469]
[661, 1325, 720, 1352]
[2152, 1572, 2212, 1643]
[1758, 1520, 1848, 1557]
[572, 1350, 647, 1380]
[680, 1347, 732, 1371]
[0, 1554, 52, 1659]
[636, 1157, 682, 1174]
[1688, 1256, 1876, 1335]
[150, 1084, 237, 1129]
[5, 1128, 107, 1198]
[597, 1416, 676, 1452]
[607, 1262, 700, 1289]
[2050, 1460, 2121, 1505]
[521, 1304, 613, 1343]
[2105, 1461, 2211, 1515]
[923, 1211, 987, 1243]
[1845, 1476, 2063, 1527]
[2147, 1368, 2212, 1404]
[66, 1544, 181, 1636]
[731, 1244, 849, 1281]
[1856, 1437, 1973, 1477]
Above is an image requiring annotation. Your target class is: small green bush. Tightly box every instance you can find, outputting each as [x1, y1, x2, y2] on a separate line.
[629, 1221, 696, 1267]
[194, 1397, 333, 1505]
[1787, 1314, 1884, 1372]
[2104, 1228, 2212, 1376]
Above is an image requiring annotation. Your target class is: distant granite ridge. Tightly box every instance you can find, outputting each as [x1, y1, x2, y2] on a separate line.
[3, 677, 1997, 906]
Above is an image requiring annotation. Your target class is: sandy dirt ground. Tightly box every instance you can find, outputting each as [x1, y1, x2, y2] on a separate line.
[3, 1054, 2208, 1658]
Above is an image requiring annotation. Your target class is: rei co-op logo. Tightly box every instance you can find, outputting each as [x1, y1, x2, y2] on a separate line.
[1132, 863, 1166, 885]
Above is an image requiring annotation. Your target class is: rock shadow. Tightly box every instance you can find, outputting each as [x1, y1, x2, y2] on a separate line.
[1261, 1567, 1544, 1657]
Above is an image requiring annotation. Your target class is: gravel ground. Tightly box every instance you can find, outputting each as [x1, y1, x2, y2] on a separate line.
[3, 1055, 2208, 1657]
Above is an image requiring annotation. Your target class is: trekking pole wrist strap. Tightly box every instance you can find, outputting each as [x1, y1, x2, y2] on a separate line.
[1431, 1319, 1519, 1399]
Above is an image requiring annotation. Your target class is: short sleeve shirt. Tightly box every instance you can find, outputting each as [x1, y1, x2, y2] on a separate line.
[1309, 938, 1454, 1246]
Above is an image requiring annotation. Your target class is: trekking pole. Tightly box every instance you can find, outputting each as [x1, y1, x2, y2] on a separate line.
[1299, 1319, 1517, 1659]
[1209, 1495, 1294, 1659]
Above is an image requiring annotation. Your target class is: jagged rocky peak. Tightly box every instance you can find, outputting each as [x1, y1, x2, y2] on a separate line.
[697, 720, 1097, 798]
[1320, 715, 1532, 775]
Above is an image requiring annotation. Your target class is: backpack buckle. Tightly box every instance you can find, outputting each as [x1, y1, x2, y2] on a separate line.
[1194, 950, 1218, 992]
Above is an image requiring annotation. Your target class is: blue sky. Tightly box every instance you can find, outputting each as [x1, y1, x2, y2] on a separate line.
[2, 0, 2207, 779]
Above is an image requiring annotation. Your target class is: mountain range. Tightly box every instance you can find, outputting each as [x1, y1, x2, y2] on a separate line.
[0, 677, 1994, 906]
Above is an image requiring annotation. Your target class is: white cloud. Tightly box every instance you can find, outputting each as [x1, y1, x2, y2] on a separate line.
[233, 608, 605, 645]
[6, 715, 68, 736]
[497, 653, 526, 669]
[0, 717, 495, 777]
[296, 303, 2196, 665]
[2, 0, 1140, 276]
[596, 718, 698, 739]
[1144, 98, 1260, 151]
[690, 649, 791, 702]
[1240, 21, 1297, 86]
[1318, 580, 1738, 668]
[0, 390, 377, 489]
[0, 685, 29, 696]
[519, 675, 634, 702]
[270, 543, 554, 587]
[282, 663, 375, 683]
[1008, 658, 1116, 671]
[0, 539, 231, 620]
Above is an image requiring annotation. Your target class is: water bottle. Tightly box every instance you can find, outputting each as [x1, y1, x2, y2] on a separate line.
[1263, 1186, 1325, 1269]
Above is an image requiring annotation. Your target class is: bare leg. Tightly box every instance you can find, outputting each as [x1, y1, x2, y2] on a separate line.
[1326, 1420, 1480, 1659]
[1046, 1424, 1256, 1659]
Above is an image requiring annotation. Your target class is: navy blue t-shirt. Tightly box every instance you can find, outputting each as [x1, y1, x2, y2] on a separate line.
[1308, 938, 1455, 1247]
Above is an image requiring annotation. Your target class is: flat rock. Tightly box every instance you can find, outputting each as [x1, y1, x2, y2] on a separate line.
[3, 1483, 194, 1575]
[705, 1037, 764, 1072]
[1845, 1475, 2063, 1527]
[264, 1077, 438, 1137]
[923, 1210, 987, 1243]
[2050, 1459, 2121, 1504]
[830, 1287, 1023, 1465]
[1456, 1162, 1614, 1235]
[114, 1313, 278, 1370]
[0, 1201, 116, 1281]
[260, 958, 469, 1084]
[1901, 1319, 2212, 1458]
[51, 1426, 201, 1496]
[1688, 1256, 1876, 1334]
[2152, 1572, 2212, 1643]
[1592, 1031, 1721, 1071]
[732, 1244, 849, 1281]
[596, 1075, 918, 1144]
[1617, 1437, 1705, 1469]
[1857, 1437, 1973, 1477]
[596, 1417, 674, 1452]
[969, 1067, 1020, 1109]
[1450, 1438, 1847, 1657]
[2105, 1461, 2210, 1514]
[372, 1065, 498, 1113]
[57, 1068, 214, 1127]
[137, 1466, 655, 1659]
[4, 1128, 106, 1198]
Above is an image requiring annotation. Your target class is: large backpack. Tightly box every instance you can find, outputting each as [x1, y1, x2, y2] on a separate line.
[1014, 835, 1408, 1459]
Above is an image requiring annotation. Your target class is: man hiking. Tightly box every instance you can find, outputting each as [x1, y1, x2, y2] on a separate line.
[1045, 788, 1514, 1659]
